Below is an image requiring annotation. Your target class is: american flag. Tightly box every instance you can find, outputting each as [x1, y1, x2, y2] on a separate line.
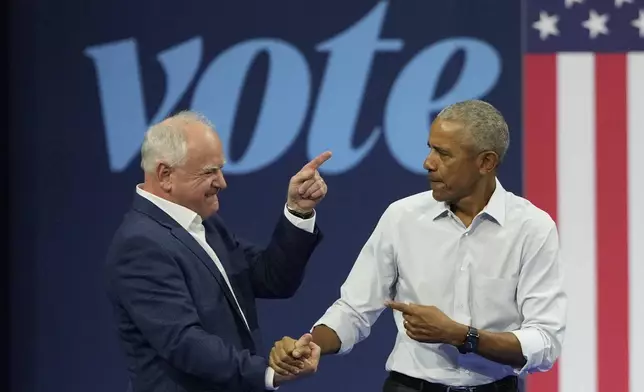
[523, 0, 644, 391]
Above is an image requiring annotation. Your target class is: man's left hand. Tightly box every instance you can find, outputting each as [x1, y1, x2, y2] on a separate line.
[385, 301, 467, 346]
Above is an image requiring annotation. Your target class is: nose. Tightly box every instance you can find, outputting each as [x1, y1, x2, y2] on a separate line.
[214, 171, 227, 190]
[423, 152, 437, 172]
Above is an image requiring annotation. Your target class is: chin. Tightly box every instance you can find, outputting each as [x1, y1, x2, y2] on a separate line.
[198, 204, 219, 219]
[430, 188, 451, 203]
[207, 204, 220, 216]
[204, 195, 219, 214]
[431, 192, 446, 202]
[199, 209, 217, 219]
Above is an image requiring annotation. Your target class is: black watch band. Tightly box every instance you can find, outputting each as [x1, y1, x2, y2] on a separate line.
[287, 206, 314, 219]
[457, 326, 479, 354]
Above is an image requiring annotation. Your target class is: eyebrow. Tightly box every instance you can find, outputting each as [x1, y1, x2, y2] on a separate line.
[428, 143, 448, 153]
[201, 163, 225, 173]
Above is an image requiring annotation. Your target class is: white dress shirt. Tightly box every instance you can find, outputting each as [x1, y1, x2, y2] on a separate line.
[313, 178, 566, 386]
[136, 185, 315, 390]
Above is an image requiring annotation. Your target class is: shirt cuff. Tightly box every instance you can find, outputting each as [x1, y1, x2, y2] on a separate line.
[511, 327, 547, 374]
[265, 366, 278, 390]
[283, 204, 315, 233]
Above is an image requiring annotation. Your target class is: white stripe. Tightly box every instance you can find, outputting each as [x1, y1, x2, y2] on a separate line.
[628, 52, 644, 392]
[556, 53, 597, 392]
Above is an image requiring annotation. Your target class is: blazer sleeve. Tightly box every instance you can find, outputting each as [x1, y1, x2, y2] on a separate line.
[107, 235, 268, 391]
[220, 212, 323, 299]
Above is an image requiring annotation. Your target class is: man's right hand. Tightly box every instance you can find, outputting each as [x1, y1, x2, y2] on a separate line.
[269, 333, 320, 385]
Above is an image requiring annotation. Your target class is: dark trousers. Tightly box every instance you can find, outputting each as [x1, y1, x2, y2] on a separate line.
[382, 372, 520, 392]
[382, 377, 421, 392]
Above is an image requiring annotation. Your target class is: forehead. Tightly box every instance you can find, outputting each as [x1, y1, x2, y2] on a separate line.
[184, 124, 226, 167]
[428, 119, 467, 146]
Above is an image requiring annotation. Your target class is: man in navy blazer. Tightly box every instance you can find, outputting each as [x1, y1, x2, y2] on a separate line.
[105, 111, 328, 392]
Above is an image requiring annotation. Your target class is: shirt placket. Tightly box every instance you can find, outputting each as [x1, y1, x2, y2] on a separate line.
[452, 216, 472, 327]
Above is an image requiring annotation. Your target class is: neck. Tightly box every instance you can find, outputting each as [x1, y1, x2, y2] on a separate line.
[141, 178, 176, 203]
[451, 176, 496, 221]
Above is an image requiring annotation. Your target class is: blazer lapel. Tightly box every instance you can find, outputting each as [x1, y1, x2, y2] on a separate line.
[203, 227, 254, 330]
[203, 229, 236, 289]
[170, 228, 250, 335]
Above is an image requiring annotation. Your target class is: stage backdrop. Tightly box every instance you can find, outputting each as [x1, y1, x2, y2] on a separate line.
[9, 1, 525, 391]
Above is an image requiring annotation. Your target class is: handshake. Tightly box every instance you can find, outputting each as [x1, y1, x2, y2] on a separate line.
[266, 302, 463, 386]
[268, 333, 321, 386]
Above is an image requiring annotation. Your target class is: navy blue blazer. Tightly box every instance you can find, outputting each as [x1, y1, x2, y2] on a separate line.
[105, 194, 323, 392]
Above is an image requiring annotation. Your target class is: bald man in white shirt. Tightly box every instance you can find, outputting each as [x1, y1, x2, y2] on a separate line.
[268, 100, 566, 392]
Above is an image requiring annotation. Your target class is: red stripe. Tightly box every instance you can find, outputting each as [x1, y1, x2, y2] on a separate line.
[595, 54, 629, 392]
[523, 54, 559, 392]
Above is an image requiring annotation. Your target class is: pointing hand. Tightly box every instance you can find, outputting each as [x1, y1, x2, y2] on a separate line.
[287, 151, 332, 214]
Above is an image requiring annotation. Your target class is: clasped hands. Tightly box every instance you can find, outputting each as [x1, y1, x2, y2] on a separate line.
[268, 302, 467, 385]
[269, 333, 321, 386]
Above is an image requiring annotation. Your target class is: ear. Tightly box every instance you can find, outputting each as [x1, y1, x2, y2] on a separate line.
[156, 163, 174, 192]
[477, 151, 499, 174]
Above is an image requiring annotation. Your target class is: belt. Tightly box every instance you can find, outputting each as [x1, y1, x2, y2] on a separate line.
[388, 371, 518, 392]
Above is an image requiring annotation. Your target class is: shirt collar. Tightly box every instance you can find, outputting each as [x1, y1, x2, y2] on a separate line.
[481, 178, 506, 226]
[135, 185, 202, 231]
[430, 177, 507, 226]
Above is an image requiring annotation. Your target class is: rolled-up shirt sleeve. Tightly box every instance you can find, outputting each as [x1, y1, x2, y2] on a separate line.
[312, 206, 399, 354]
[512, 219, 567, 374]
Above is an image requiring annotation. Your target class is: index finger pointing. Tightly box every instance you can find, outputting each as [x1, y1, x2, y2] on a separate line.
[385, 300, 412, 314]
[303, 151, 332, 170]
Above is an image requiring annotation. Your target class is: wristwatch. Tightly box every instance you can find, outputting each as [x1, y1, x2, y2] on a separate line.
[286, 205, 314, 219]
[457, 326, 480, 354]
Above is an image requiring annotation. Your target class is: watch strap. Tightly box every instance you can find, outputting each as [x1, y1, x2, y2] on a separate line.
[286, 205, 314, 219]
[457, 326, 479, 354]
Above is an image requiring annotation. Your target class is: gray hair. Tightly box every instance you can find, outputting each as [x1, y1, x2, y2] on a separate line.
[436, 100, 510, 163]
[140, 110, 215, 173]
